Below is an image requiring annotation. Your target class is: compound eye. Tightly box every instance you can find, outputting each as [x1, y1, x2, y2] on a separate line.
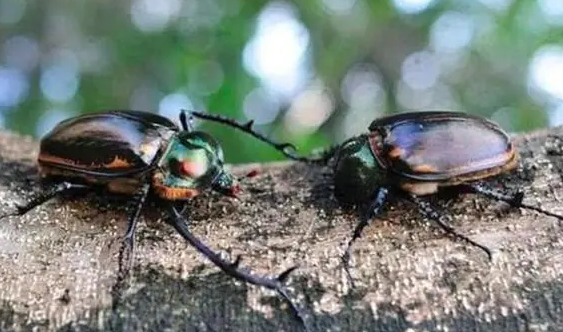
[177, 159, 208, 178]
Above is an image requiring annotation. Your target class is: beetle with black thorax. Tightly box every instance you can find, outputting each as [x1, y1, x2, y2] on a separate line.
[189, 110, 563, 286]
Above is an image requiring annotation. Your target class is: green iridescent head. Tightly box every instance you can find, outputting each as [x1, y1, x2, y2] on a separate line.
[333, 135, 385, 206]
[153, 131, 239, 200]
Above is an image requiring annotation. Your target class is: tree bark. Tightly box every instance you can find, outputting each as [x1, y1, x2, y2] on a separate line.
[1, 126, 563, 332]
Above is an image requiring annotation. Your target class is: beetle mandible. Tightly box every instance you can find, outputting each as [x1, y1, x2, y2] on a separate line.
[189, 110, 563, 280]
[0, 110, 308, 327]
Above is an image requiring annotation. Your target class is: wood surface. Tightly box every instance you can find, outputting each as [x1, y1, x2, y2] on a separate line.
[0, 126, 563, 332]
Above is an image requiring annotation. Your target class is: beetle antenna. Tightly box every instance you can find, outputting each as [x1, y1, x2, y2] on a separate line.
[179, 109, 194, 132]
[465, 182, 563, 221]
[188, 110, 336, 164]
[165, 203, 310, 331]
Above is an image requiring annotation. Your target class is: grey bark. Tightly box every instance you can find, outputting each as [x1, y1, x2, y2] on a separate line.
[0, 127, 563, 332]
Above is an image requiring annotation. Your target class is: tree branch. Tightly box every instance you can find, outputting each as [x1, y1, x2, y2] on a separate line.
[1, 126, 563, 331]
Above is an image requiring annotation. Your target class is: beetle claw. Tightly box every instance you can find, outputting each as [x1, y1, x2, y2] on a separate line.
[511, 191, 524, 206]
[277, 265, 298, 284]
[230, 255, 242, 268]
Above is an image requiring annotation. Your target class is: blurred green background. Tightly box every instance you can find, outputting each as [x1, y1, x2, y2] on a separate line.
[1, 0, 562, 163]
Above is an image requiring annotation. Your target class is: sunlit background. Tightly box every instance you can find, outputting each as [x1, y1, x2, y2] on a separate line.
[1, 0, 563, 162]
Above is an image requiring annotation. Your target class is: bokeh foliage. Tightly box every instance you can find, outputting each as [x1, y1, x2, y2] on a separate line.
[1, 0, 562, 163]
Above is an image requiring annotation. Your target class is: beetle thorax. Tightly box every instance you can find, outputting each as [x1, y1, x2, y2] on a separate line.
[152, 131, 229, 200]
[333, 134, 386, 205]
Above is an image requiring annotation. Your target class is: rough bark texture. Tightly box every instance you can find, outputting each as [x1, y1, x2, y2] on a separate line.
[1, 126, 563, 332]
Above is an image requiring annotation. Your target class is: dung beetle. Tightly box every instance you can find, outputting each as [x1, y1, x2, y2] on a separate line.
[189, 110, 563, 278]
[0, 110, 307, 327]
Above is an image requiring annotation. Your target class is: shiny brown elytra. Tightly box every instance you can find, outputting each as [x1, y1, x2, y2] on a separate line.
[331, 111, 519, 205]
[189, 110, 563, 284]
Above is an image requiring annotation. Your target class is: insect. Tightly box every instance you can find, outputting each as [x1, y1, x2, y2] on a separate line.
[0, 110, 307, 327]
[189, 110, 563, 281]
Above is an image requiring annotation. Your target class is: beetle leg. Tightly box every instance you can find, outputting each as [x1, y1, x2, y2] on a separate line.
[342, 187, 389, 286]
[179, 109, 195, 132]
[0, 181, 88, 219]
[112, 183, 150, 305]
[166, 203, 309, 331]
[408, 194, 493, 260]
[465, 182, 563, 221]
[188, 110, 337, 164]
[121, 184, 150, 262]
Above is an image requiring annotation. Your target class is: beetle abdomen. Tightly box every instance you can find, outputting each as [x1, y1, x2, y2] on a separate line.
[371, 112, 517, 182]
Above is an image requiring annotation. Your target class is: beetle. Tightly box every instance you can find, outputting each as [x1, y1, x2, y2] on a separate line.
[189, 110, 563, 279]
[0, 110, 307, 327]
